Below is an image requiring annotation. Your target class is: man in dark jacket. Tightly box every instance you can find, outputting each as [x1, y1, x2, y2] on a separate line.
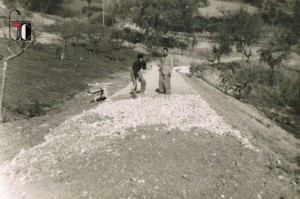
[131, 53, 147, 94]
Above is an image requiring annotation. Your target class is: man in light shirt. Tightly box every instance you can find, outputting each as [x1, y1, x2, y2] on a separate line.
[156, 48, 174, 94]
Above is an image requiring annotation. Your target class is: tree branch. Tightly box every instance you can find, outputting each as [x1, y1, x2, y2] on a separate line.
[5, 40, 34, 61]
[7, 45, 15, 56]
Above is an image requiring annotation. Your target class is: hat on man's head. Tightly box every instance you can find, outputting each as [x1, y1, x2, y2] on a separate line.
[137, 53, 144, 59]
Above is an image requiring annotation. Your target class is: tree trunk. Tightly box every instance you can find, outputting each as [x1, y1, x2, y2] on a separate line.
[244, 49, 252, 63]
[61, 40, 66, 60]
[1, 20, 6, 39]
[0, 60, 8, 122]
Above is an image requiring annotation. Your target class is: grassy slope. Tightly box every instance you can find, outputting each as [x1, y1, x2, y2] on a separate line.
[0, 38, 136, 121]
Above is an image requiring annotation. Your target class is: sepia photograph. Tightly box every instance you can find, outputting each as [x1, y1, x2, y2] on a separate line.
[0, 0, 299, 198]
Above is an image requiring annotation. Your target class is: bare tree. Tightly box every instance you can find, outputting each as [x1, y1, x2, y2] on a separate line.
[0, 39, 34, 122]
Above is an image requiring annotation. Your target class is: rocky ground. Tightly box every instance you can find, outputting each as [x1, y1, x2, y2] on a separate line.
[0, 61, 299, 199]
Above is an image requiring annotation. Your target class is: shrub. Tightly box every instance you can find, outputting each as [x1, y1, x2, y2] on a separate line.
[218, 63, 255, 99]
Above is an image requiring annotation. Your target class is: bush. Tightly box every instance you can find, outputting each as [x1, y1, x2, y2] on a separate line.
[218, 63, 255, 99]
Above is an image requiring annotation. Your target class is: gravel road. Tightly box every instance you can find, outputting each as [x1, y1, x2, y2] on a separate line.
[0, 63, 299, 199]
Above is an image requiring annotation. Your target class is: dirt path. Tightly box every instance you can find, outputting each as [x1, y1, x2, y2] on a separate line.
[0, 63, 299, 199]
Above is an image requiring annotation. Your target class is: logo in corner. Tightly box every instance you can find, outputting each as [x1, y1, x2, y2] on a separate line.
[9, 9, 31, 41]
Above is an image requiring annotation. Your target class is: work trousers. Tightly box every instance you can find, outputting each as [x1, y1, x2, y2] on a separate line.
[159, 70, 171, 94]
[131, 70, 146, 94]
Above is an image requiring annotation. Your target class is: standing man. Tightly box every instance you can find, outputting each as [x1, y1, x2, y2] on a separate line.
[131, 53, 147, 95]
[157, 47, 174, 94]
